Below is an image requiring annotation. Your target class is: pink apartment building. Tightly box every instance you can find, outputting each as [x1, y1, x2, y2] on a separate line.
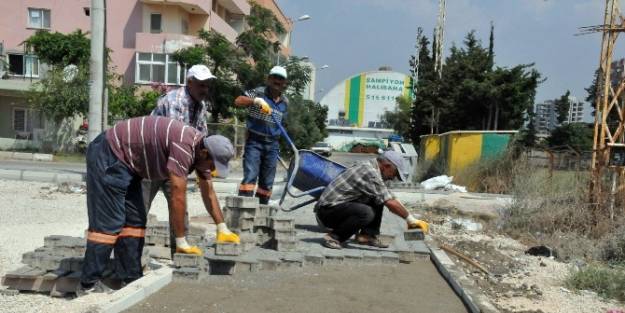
[0, 0, 291, 149]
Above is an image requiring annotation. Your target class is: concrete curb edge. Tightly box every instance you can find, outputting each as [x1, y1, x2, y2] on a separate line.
[98, 266, 173, 313]
[429, 243, 500, 313]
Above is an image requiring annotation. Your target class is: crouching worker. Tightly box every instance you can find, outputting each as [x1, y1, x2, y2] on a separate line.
[78, 116, 240, 294]
[315, 151, 429, 249]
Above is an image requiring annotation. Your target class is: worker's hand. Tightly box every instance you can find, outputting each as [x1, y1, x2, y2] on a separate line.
[176, 245, 203, 256]
[406, 214, 429, 234]
[253, 97, 272, 115]
[216, 222, 241, 244]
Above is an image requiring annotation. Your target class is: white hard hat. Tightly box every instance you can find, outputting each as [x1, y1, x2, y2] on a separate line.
[187, 64, 216, 81]
[269, 66, 287, 79]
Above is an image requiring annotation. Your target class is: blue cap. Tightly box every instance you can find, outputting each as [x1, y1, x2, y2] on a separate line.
[203, 135, 234, 178]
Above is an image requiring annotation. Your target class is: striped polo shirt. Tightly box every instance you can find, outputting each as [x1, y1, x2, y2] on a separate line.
[105, 116, 212, 180]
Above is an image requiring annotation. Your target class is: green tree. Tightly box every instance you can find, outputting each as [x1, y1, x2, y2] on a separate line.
[517, 110, 537, 148]
[108, 85, 161, 121]
[409, 31, 438, 141]
[547, 123, 593, 152]
[173, 1, 326, 151]
[382, 95, 412, 141]
[23, 30, 91, 66]
[555, 90, 571, 124]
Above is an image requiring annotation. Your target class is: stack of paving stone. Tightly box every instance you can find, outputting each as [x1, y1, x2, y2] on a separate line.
[1, 235, 107, 296]
[169, 196, 430, 281]
[2, 232, 157, 296]
[143, 214, 207, 260]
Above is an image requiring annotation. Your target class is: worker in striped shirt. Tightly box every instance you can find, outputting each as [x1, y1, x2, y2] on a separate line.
[78, 116, 239, 295]
[143, 64, 214, 257]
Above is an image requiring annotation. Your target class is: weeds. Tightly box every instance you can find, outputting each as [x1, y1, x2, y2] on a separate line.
[566, 263, 625, 301]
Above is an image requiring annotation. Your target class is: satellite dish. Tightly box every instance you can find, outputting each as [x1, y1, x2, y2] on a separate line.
[63, 64, 79, 82]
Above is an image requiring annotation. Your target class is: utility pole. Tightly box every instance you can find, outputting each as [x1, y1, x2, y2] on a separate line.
[579, 0, 625, 217]
[88, 0, 106, 142]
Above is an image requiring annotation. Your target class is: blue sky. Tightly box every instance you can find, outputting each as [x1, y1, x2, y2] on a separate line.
[276, 0, 624, 112]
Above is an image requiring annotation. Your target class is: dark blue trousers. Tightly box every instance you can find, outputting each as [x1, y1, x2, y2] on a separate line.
[80, 133, 147, 287]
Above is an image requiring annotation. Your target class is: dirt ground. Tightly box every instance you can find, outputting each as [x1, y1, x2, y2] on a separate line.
[421, 210, 625, 313]
[126, 262, 468, 313]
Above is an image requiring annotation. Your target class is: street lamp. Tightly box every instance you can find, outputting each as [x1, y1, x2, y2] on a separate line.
[277, 14, 311, 65]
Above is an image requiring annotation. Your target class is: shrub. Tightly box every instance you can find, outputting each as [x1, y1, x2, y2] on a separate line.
[566, 264, 625, 301]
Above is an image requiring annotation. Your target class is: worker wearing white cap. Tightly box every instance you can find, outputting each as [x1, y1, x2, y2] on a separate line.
[315, 151, 430, 249]
[234, 66, 289, 204]
[143, 64, 217, 257]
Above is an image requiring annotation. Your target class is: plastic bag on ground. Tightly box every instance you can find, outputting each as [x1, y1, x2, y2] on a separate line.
[420, 175, 454, 190]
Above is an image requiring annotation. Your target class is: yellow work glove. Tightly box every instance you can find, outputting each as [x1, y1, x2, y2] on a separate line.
[176, 245, 203, 256]
[253, 97, 272, 115]
[406, 215, 429, 234]
[216, 223, 241, 244]
[175, 237, 203, 255]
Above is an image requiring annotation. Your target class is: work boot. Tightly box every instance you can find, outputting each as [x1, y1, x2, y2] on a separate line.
[75, 281, 113, 297]
[354, 234, 389, 248]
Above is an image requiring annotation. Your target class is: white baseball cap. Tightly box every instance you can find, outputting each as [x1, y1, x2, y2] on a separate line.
[269, 66, 287, 79]
[382, 150, 408, 182]
[187, 64, 216, 81]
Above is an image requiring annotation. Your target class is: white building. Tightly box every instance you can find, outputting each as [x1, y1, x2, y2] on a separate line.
[319, 68, 412, 150]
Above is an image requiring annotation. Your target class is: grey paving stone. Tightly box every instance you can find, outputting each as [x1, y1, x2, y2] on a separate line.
[404, 229, 425, 241]
[208, 260, 236, 275]
[173, 253, 205, 268]
[44, 235, 85, 248]
[239, 217, 255, 230]
[258, 204, 279, 217]
[407, 240, 431, 255]
[253, 216, 269, 227]
[173, 267, 203, 281]
[342, 249, 363, 264]
[226, 196, 259, 209]
[235, 258, 260, 273]
[145, 246, 172, 260]
[273, 239, 297, 252]
[379, 251, 400, 264]
[272, 230, 296, 241]
[257, 257, 281, 271]
[304, 252, 325, 266]
[270, 217, 295, 231]
[323, 250, 345, 265]
[215, 243, 242, 256]
[361, 251, 382, 264]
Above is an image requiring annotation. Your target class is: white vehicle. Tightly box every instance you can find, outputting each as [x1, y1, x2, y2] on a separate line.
[311, 142, 332, 157]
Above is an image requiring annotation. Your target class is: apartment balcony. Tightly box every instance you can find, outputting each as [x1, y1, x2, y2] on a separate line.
[210, 14, 238, 43]
[216, 0, 250, 15]
[136, 32, 202, 54]
[141, 0, 211, 15]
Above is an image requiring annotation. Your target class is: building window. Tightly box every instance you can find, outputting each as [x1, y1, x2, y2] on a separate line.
[13, 108, 27, 132]
[136, 53, 186, 85]
[150, 13, 162, 33]
[28, 8, 51, 29]
[7, 54, 39, 77]
[181, 18, 188, 35]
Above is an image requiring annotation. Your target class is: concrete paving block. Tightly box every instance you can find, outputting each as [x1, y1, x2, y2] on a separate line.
[226, 196, 259, 209]
[270, 217, 295, 231]
[361, 252, 382, 264]
[257, 257, 281, 271]
[272, 230, 296, 241]
[32, 153, 54, 162]
[253, 216, 269, 227]
[241, 241, 255, 252]
[0, 169, 22, 180]
[379, 251, 400, 264]
[0, 289, 19, 296]
[239, 230, 257, 243]
[235, 259, 260, 273]
[278, 253, 303, 269]
[404, 229, 425, 241]
[0, 151, 14, 159]
[273, 239, 297, 252]
[173, 253, 204, 268]
[173, 267, 203, 281]
[188, 224, 206, 236]
[12, 152, 33, 161]
[239, 217, 255, 230]
[215, 243, 241, 256]
[323, 250, 345, 265]
[258, 204, 279, 217]
[407, 241, 430, 255]
[22, 171, 56, 183]
[378, 234, 396, 246]
[145, 234, 169, 247]
[304, 252, 325, 266]
[186, 234, 205, 246]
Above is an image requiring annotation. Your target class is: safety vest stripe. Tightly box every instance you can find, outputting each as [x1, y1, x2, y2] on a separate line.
[255, 188, 272, 196]
[239, 184, 255, 191]
[119, 226, 146, 238]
